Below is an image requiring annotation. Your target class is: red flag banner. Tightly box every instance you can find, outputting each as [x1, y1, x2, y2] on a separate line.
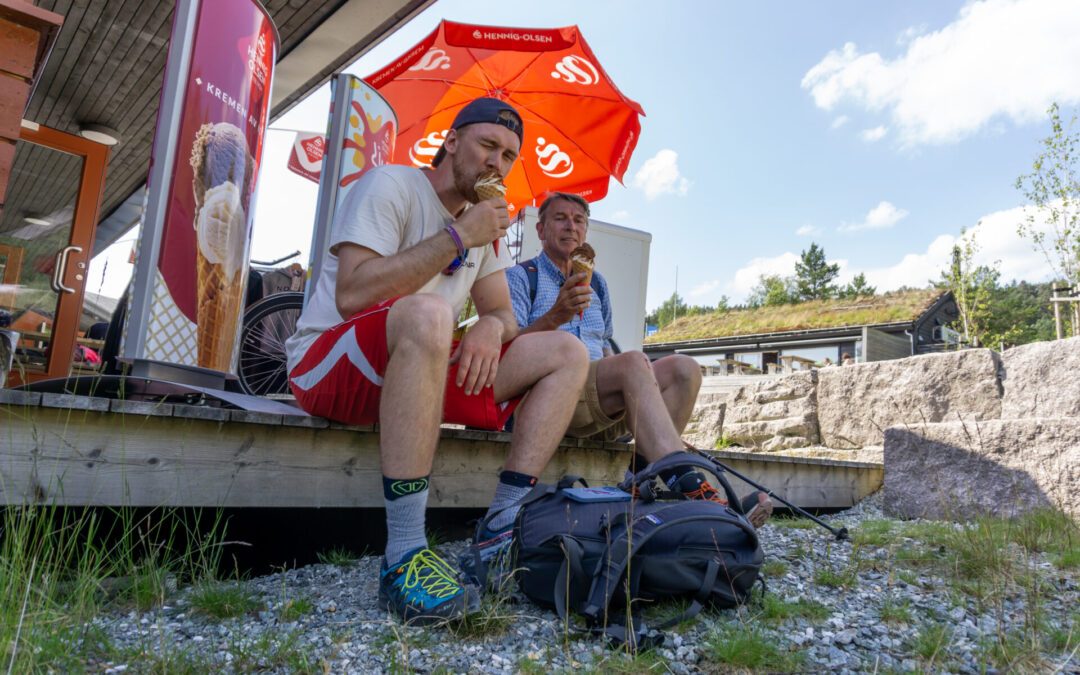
[287, 132, 325, 183]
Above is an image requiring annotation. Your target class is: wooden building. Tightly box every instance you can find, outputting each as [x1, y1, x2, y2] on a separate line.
[644, 289, 959, 373]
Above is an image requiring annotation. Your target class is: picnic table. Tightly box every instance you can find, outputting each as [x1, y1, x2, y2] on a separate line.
[715, 358, 760, 375]
[779, 355, 817, 373]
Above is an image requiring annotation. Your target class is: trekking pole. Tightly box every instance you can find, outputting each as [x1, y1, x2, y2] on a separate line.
[682, 442, 850, 541]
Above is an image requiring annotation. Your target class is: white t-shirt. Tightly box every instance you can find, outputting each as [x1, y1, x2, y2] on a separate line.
[285, 165, 511, 369]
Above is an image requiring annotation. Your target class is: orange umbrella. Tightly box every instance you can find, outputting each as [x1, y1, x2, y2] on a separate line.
[365, 20, 645, 217]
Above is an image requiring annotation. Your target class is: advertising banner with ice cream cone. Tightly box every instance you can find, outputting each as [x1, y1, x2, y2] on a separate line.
[306, 75, 396, 294]
[124, 0, 278, 375]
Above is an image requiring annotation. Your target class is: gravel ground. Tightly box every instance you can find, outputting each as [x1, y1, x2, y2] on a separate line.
[89, 493, 1080, 674]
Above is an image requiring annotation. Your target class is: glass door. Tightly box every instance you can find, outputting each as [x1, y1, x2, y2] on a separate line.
[1, 124, 109, 386]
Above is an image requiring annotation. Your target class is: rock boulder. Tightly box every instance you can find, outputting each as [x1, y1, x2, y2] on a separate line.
[882, 418, 1080, 520]
[817, 349, 1002, 449]
[719, 371, 819, 451]
[1000, 336, 1080, 419]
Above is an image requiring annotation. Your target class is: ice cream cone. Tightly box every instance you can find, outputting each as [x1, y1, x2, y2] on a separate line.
[572, 258, 594, 286]
[193, 182, 247, 371]
[570, 243, 596, 319]
[474, 184, 505, 202]
[474, 170, 507, 255]
[196, 254, 245, 371]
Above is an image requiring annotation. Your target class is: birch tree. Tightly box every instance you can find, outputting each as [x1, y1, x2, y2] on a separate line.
[1015, 103, 1080, 289]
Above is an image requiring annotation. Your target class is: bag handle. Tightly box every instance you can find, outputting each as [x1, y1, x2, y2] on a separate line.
[617, 451, 743, 510]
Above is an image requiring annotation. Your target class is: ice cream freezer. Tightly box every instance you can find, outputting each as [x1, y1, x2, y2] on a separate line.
[512, 207, 651, 353]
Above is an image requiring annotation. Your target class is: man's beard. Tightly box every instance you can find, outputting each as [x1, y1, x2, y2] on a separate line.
[451, 149, 481, 203]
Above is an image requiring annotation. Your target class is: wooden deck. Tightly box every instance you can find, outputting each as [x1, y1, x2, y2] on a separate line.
[0, 389, 882, 510]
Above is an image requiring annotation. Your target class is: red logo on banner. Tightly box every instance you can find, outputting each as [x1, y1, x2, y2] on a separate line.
[287, 132, 325, 183]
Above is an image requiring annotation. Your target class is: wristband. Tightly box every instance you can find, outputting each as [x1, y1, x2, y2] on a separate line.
[444, 225, 465, 260]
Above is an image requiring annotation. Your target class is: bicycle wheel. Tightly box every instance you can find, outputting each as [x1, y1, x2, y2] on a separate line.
[237, 291, 304, 397]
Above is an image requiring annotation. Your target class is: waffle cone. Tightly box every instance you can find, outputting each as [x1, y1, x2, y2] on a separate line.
[475, 184, 505, 202]
[196, 252, 245, 371]
[572, 259, 594, 286]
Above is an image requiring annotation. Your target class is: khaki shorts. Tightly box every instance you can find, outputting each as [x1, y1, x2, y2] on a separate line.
[566, 358, 630, 441]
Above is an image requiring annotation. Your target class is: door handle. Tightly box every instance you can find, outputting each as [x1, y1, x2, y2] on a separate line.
[54, 245, 83, 294]
[50, 249, 64, 292]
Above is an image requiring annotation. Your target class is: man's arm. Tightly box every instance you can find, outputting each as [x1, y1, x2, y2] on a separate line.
[516, 271, 593, 335]
[449, 270, 516, 395]
[334, 199, 509, 319]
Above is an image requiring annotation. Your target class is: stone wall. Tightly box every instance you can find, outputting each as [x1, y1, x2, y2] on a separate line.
[817, 349, 1002, 449]
[686, 337, 1080, 519]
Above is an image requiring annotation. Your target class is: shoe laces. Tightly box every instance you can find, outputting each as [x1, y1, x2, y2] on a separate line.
[399, 549, 463, 600]
[683, 480, 727, 504]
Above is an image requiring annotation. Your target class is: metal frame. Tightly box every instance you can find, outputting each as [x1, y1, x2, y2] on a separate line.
[7, 123, 110, 386]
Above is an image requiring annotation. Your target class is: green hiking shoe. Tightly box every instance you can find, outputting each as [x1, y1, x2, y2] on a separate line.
[378, 547, 479, 625]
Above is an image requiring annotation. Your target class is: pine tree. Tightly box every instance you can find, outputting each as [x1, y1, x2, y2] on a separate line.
[838, 272, 876, 298]
[794, 243, 840, 300]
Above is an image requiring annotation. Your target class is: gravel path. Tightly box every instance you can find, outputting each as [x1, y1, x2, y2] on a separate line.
[89, 494, 1080, 674]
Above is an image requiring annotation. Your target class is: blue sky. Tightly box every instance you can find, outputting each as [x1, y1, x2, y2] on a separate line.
[90, 0, 1080, 312]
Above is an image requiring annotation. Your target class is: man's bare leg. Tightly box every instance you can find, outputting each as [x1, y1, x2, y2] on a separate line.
[473, 331, 587, 534]
[491, 330, 589, 476]
[593, 351, 682, 463]
[380, 294, 453, 477]
[652, 354, 702, 435]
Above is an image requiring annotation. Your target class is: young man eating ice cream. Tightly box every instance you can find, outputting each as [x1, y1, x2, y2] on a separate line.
[285, 99, 588, 625]
[508, 193, 773, 527]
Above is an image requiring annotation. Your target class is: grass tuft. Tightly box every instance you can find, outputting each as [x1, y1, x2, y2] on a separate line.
[189, 579, 262, 619]
[910, 620, 954, 668]
[760, 560, 789, 577]
[702, 621, 805, 672]
[879, 597, 913, 624]
[316, 546, 362, 566]
[758, 593, 829, 622]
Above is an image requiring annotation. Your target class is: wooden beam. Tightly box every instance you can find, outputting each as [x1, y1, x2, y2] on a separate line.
[0, 394, 882, 510]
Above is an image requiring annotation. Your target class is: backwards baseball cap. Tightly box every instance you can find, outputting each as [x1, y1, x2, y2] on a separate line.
[431, 97, 524, 167]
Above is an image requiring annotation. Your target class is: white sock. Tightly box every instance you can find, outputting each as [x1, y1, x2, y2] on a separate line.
[484, 481, 531, 532]
[384, 489, 428, 566]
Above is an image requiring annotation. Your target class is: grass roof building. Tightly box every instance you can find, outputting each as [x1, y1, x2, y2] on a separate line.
[643, 289, 959, 373]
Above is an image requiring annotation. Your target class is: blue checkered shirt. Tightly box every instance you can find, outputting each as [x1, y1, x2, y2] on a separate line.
[507, 252, 613, 360]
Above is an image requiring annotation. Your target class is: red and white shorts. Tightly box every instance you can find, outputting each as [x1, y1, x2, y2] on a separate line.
[289, 297, 521, 429]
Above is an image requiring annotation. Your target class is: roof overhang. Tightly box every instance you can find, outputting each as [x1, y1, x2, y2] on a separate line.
[3, 0, 436, 258]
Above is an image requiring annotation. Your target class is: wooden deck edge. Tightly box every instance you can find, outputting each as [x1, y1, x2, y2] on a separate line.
[0, 400, 880, 509]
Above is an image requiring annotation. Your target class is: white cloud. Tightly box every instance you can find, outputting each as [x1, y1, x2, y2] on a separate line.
[856, 203, 1057, 291]
[796, 224, 821, 236]
[831, 115, 849, 129]
[897, 24, 928, 46]
[859, 125, 887, 142]
[607, 210, 630, 222]
[632, 149, 691, 199]
[726, 252, 800, 301]
[801, 0, 1080, 146]
[840, 201, 909, 232]
[689, 280, 721, 297]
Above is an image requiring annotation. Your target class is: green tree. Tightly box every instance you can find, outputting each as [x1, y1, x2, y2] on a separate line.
[1015, 103, 1080, 293]
[938, 228, 1000, 347]
[794, 243, 840, 300]
[837, 272, 876, 298]
[982, 280, 1056, 348]
[645, 293, 688, 328]
[746, 274, 798, 308]
[646, 294, 724, 328]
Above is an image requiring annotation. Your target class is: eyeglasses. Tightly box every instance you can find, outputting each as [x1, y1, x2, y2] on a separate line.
[442, 248, 469, 275]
